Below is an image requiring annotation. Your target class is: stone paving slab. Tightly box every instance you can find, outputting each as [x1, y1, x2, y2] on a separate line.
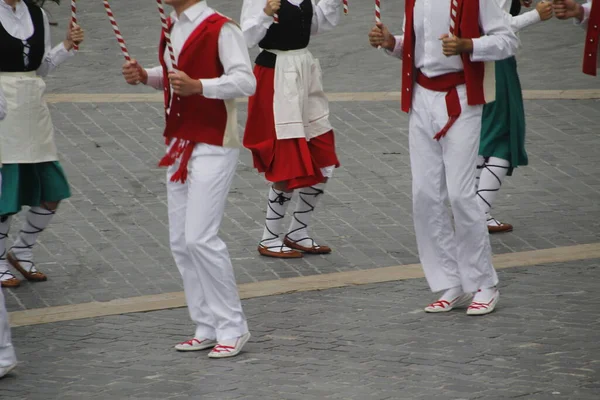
[2, 260, 599, 399]
[3, 98, 600, 311]
[40, 0, 599, 95]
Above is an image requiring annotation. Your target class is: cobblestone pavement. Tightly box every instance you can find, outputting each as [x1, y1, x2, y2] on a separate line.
[2, 260, 599, 400]
[3, 96, 599, 311]
[2, 0, 590, 314]
[1, 1, 599, 398]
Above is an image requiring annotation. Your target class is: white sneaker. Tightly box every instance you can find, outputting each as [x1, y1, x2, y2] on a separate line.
[208, 332, 251, 359]
[174, 338, 217, 352]
[467, 288, 500, 316]
[424, 293, 472, 313]
[0, 363, 17, 379]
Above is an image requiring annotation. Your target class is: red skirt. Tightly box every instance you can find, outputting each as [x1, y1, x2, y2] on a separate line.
[243, 65, 340, 190]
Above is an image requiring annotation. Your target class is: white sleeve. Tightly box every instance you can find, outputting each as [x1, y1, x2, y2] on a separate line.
[36, 9, 76, 77]
[310, 0, 343, 35]
[145, 66, 165, 90]
[507, 9, 541, 33]
[575, 1, 592, 30]
[471, 0, 520, 62]
[384, 16, 406, 59]
[200, 23, 257, 99]
[241, 0, 275, 48]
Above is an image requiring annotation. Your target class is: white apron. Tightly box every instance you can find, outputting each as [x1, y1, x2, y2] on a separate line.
[0, 72, 58, 164]
[269, 48, 333, 141]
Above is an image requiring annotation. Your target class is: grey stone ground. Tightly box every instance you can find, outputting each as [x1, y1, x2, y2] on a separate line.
[2, 260, 600, 400]
[0, 0, 599, 398]
[2, 0, 600, 311]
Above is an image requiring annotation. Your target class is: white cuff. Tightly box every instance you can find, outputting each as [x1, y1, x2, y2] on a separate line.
[200, 78, 219, 99]
[384, 35, 404, 58]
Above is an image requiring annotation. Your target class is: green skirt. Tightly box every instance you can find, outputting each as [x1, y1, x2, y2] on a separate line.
[0, 161, 71, 216]
[480, 56, 528, 176]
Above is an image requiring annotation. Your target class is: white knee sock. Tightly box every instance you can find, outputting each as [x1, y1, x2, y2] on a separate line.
[476, 157, 510, 225]
[0, 216, 13, 282]
[286, 183, 326, 247]
[10, 207, 56, 272]
[475, 156, 485, 190]
[260, 187, 293, 251]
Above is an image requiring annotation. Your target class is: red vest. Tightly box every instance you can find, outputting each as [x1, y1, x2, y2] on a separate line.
[159, 13, 230, 145]
[583, 0, 599, 76]
[401, 0, 486, 113]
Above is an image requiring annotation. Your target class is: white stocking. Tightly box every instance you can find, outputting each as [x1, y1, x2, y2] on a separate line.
[0, 216, 13, 282]
[260, 187, 293, 252]
[286, 183, 326, 247]
[476, 157, 510, 226]
[10, 207, 56, 273]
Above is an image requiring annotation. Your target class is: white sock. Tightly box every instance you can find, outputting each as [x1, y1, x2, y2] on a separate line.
[439, 286, 464, 302]
[0, 216, 13, 282]
[286, 183, 325, 247]
[10, 207, 56, 273]
[260, 187, 293, 251]
[475, 155, 485, 190]
[473, 286, 498, 302]
[476, 157, 510, 225]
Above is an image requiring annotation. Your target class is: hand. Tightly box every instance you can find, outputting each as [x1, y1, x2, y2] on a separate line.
[553, 0, 582, 20]
[264, 0, 281, 17]
[122, 60, 148, 85]
[168, 71, 202, 97]
[440, 34, 473, 57]
[64, 23, 84, 50]
[536, 1, 553, 21]
[368, 23, 396, 51]
[521, 0, 532, 7]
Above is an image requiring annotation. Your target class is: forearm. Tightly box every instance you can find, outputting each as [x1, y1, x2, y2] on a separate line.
[575, 2, 591, 29]
[145, 66, 164, 90]
[472, 2, 520, 62]
[241, 0, 273, 48]
[510, 9, 542, 32]
[36, 42, 76, 77]
[311, 0, 343, 35]
[202, 24, 257, 100]
[384, 35, 403, 59]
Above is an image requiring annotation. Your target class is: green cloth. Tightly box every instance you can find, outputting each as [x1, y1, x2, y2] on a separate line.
[480, 56, 528, 176]
[0, 161, 71, 216]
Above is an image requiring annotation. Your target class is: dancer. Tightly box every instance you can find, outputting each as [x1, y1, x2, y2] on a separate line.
[241, 0, 343, 258]
[554, 0, 598, 76]
[121, 0, 255, 358]
[0, 85, 18, 379]
[477, 0, 553, 234]
[368, 0, 518, 315]
[0, 0, 84, 288]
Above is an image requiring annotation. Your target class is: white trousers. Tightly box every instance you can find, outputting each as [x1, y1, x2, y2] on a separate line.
[0, 288, 16, 368]
[167, 143, 248, 341]
[409, 84, 498, 293]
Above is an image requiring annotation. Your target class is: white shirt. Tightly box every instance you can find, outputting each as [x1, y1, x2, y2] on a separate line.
[387, 0, 519, 78]
[241, 0, 343, 48]
[0, 0, 74, 76]
[145, 1, 256, 103]
[0, 85, 6, 120]
[496, 0, 541, 33]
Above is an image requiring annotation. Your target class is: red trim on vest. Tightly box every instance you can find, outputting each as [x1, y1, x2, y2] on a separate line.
[416, 71, 466, 140]
[401, 0, 485, 113]
[157, 13, 231, 183]
[583, 0, 599, 76]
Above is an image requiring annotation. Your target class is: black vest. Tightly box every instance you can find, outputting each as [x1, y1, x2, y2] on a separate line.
[0, 2, 46, 72]
[255, 0, 313, 68]
[509, 0, 521, 17]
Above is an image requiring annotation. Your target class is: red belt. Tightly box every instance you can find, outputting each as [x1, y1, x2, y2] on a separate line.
[416, 70, 466, 141]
